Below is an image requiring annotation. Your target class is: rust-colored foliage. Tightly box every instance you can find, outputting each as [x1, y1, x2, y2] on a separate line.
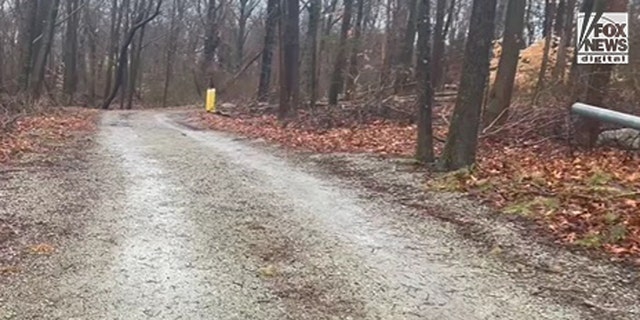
[0, 108, 97, 163]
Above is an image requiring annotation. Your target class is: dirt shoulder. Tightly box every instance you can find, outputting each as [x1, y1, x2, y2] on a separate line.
[178, 110, 640, 319]
[0, 107, 99, 278]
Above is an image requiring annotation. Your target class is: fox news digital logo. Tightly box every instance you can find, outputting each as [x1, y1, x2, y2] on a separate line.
[577, 12, 628, 64]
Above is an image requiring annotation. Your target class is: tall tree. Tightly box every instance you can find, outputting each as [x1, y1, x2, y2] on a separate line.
[17, 0, 39, 92]
[162, 0, 183, 107]
[495, 0, 508, 37]
[278, 0, 300, 119]
[431, 0, 447, 91]
[483, 0, 526, 127]
[552, 0, 576, 82]
[394, 0, 419, 93]
[84, 1, 99, 105]
[30, 0, 61, 98]
[415, 0, 434, 162]
[345, 0, 364, 99]
[63, 0, 80, 104]
[328, 0, 354, 105]
[201, 0, 220, 92]
[104, 0, 124, 101]
[533, 0, 556, 102]
[257, 0, 278, 102]
[441, 0, 497, 170]
[306, 0, 321, 107]
[102, 0, 162, 109]
[126, 0, 152, 110]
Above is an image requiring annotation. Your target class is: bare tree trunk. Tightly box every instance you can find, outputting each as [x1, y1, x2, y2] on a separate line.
[345, 0, 364, 99]
[102, 0, 162, 110]
[257, 0, 278, 102]
[483, 0, 526, 127]
[306, 0, 321, 107]
[495, 0, 508, 37]
[533, 0, 556, 103]
[552, 0, 575, 83]
[162, 0, 182, 107]
[30, 0, 60, 99]
[379, 0, 393, 86]
[104, 0, 124, 101]
[431, 0, 447, 91]
[415, 0, 434, 162]
[554, 0, 565, 35]
[84, 1, 98, 105]
[127, 1, 151, 110]
[441, 0, 497, 170]
[18, 0, 39, 92]
[524, 0, 534, 45]
[63, 0, 80, 105]
[394, 0, 418, 93]
[328, 0, 354, 105]
[119, 0, 132, 109]
[278, 0, 300, 119]
[201, 0, 219, 91]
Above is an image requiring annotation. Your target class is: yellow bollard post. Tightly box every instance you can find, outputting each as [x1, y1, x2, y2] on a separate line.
[205, 88, 217, 113]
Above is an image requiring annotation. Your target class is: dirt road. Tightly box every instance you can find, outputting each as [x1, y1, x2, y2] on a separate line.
[1, 111, 637, 319]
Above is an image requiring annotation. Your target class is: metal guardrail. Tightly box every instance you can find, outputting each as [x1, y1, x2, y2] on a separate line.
[571, 103, 640, 130]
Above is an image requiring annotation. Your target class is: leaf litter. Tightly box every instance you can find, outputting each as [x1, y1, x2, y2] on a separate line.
[188, 108, 640, 261]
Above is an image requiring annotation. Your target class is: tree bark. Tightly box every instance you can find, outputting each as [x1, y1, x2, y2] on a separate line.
[18, 0, 39, 92]
[278, 0, 300, 119]
[554, 0, 566, 35]
[328, 0, 354, 105]
[30, 0, 60, 99]
[306, 0, 321, 107]
[345, 0, 364, 99]
[162, 0, 182, 107]
[104, 0, 124, 101]
[483, 0, 526, 127]
[201, 0, 219, 91]
[431, 0, 447, 91]
[552, 0, 575, 83]
[440, 0, 497, 170]
[63, 0, 80, 104]
[495, 0, 508, 37]
[533, 0, 556, 102]
[257, 0, 278, 102]
[84, 1, 98, 105]
[415, 0, 434, 162]
[127, 1, 151, 110]
[394, 0, 419, 93]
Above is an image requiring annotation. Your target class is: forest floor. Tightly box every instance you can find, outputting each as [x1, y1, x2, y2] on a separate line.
[1, 109, 639, 319]
[0, 107, 98, 274]
[187, 103, 640, 263]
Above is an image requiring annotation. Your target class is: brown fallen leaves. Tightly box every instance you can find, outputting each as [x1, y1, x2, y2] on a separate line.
[0, 108, 97, 164]
[192, 113, 419, 155]
[192, 110, 640, 259]
[454, 144, 640, 258]
[27, 243, 56, 255]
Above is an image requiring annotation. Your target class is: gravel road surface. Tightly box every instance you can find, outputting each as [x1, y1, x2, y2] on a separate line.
[1, 110, 631, 319]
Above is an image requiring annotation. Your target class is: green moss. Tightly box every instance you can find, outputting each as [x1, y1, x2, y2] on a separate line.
[587, 171, 613, 186]
[603, 212, 620, 225]
[502, 196, 559, 217]
[606, 224, 627, 244]
[575, 234, 603, 248]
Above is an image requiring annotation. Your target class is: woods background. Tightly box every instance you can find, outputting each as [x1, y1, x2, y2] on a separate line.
[0, 1, 634, 108]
